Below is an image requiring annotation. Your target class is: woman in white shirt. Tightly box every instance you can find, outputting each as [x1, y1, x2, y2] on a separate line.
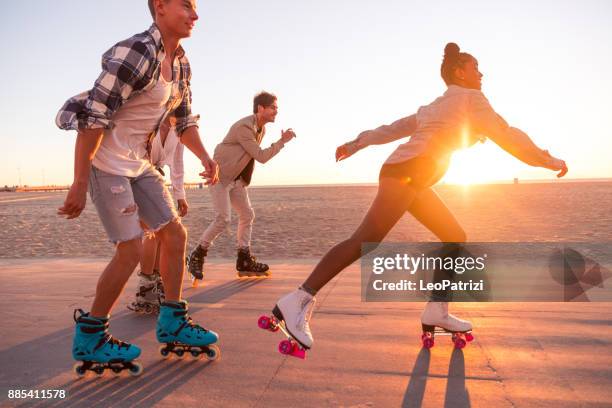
[128, 115, 189, 314]
[271, 43, 568, 351]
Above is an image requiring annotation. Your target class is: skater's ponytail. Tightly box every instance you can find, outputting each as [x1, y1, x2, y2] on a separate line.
[440, 42, 474, 86]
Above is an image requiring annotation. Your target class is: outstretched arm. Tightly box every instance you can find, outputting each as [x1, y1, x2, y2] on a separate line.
[470, 94, 568, 177]
[336, 114, 416, 161]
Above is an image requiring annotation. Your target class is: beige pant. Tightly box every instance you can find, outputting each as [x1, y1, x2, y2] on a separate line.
[199, 179, 255, 249]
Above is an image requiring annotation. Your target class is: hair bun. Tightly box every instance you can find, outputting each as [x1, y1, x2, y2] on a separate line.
[444, 42, 460, 57]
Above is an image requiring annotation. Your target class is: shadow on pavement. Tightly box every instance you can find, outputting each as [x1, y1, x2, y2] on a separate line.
[0, 278, 263, 401]
[444, 348, 470, 408]
[402, 348, 431, 408]
[26, 358, 212, 408]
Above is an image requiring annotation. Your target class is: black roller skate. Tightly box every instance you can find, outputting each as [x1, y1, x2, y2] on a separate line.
[187, 245, 207, 287]
[72, 309, 143, 378]
[127, 270, 165, 314]
[236, 247, 270, 278]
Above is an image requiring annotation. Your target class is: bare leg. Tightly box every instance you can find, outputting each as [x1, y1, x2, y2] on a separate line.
[156, 219, 187, 302]
[154, 240, 162, 271]
[140, 232, 159, 275]
[407, 187, 466, 243]
[303, 178, 419, 291]
[90, 238, 142, 317]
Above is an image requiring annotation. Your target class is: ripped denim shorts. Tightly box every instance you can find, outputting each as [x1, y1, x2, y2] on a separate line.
[89, 165, 178, 244]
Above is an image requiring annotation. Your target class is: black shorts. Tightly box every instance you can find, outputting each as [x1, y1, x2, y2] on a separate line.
[379, 156, 447, 189]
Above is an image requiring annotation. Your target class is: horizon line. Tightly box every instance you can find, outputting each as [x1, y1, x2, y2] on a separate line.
[3, 176, 612, 192]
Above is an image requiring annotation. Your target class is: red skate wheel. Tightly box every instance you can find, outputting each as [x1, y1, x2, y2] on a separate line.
[454, 338, 467, 349]
[422, 337, 434, 349]
[258, 315, 271, 330]
[465, 332, 474, 342]
[278, 340, 293, 355]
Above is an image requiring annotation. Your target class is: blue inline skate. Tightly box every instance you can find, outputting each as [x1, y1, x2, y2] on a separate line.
[72, 309, 143, 378]
[156, 300, 220, 360]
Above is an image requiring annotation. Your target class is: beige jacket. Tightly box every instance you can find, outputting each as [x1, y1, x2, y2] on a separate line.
[214, 114, 286, 185]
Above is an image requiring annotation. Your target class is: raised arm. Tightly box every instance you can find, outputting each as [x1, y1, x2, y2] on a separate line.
[470, 93, 567, 177]
[336, 114, 416, 161]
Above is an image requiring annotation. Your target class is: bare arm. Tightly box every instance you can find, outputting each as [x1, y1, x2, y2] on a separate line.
[179, 126, 219, 184]
[57, 128, 104, 219]
[336, 114, 417, 161]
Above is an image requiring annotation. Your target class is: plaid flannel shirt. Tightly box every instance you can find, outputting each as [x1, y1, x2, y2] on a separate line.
[55, 24, 197, 136]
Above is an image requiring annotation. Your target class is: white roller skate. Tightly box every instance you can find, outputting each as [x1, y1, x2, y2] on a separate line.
[420, 301, 474, 349]
[127, 270, 165, 314]
[258, 288, 315, 359]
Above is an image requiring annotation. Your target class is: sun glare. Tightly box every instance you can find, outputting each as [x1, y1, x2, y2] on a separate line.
[442, 142, 516, 185]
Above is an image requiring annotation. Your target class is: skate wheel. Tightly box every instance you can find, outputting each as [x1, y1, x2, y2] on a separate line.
[190, 349, 203, 359]
[465, 332, 474, 342]
[454, 338, 467, 349]
[94, 366, 105, 377]
[175, 349, 185, 358]
[421, 332, 433, 341]
[159, 345, 171, 359]
[129, 362, 144, 377]
[112, 366, 123, 375]
[205, 345, 221, 361]
[278, 340, 293, 355]
[73, 363, 87, 378]
[258, 315, 271, 330]
[422, 337, 435, 349]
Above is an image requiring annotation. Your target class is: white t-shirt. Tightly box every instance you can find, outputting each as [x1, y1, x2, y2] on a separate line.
[92, 77, 175, 177]
[150, 127, 185, 199]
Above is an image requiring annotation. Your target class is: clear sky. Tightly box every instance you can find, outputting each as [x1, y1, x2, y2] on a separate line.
[1, 0, 611, 187]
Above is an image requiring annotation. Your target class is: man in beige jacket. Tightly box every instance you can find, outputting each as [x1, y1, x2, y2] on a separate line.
[188, 91, 296, 282]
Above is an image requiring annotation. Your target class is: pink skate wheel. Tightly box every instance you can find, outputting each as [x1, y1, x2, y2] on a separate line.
[454, 338, 467, 349]
[278, 340, 293, 355]
[258, 316, 271, 330]
[422, 337, 434, 349]
[465, 332, 474, 342]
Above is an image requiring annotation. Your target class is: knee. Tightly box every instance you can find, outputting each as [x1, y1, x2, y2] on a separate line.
[160, 220, 187, 247]
[214, 213, 230, 229]
[241, 208, 255, 224]
[116, 238, 143, 267]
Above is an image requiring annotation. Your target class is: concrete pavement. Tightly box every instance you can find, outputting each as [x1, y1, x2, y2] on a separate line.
[0, 259, 611, 407]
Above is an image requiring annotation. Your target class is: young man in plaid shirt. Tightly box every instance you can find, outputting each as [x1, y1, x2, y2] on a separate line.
[56, 0, 220, 374]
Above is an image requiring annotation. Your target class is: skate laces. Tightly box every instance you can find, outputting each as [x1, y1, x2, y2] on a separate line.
[175, 309, 208, 335]
[250, 255, 267, 271]
[94, 323, 130, 351]
[297, 296, 315, 333]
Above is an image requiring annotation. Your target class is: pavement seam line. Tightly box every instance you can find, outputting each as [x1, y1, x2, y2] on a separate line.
[251, 270, 346, 408]
[472, 313, 517, 408]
